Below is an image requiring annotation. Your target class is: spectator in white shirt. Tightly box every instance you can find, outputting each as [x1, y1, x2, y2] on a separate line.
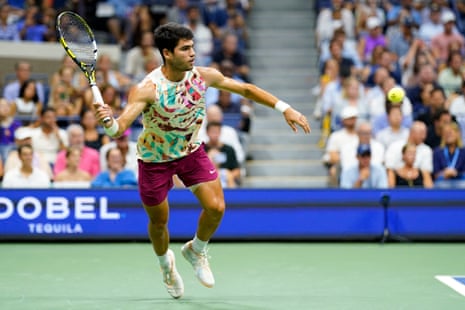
[365, 67, 389, 109]
[385, 121, 433, 173]
[316, 1, 355, 47]
[124, 31, 163, 80]
[185, 4, 213, 67]
[3, 126, 52, 179]
[375, 105, 410, 149]
[30, 107, 68, 166]
[198, 104, 245, 164]
[448, 80, 465, 143]
[340, 121, 385, 170]
[370, 78, 413, 134]
[323, 105, 359, 186]
[418, 4, 444, 47]
[2, 144, 50, 188]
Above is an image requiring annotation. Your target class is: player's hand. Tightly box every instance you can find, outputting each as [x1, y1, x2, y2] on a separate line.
[283, 107, 311, 133]
[93, 103, 114, 127]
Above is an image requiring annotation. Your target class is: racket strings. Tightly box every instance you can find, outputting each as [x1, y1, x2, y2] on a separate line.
[59, 13, 96, 65]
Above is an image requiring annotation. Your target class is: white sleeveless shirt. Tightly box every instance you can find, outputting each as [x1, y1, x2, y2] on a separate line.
[136, 67, 207, 162]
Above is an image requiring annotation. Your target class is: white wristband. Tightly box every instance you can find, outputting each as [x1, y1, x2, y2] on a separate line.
[103, 119, 119, 137]
[274, 100, 291, 113]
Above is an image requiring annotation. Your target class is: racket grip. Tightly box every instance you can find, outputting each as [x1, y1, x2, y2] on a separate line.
[91, 85, 111, 124]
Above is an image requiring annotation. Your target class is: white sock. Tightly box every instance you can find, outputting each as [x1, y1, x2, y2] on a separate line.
[158, 251, 170, 269]
[192, 235, 208, 253]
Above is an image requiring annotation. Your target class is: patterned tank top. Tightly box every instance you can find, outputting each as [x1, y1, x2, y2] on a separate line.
[136, 67, 206, 162]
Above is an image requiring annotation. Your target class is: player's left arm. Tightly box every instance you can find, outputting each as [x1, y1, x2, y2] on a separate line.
[197, 66, 311, 133]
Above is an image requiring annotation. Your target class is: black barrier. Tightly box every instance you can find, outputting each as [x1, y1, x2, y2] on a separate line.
[0, 188, 464, 241]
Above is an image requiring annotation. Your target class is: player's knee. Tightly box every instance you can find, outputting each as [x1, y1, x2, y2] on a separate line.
[148, 220, 168, 238]
[204, 198, 225, 219]
[147, 215, 168, 230]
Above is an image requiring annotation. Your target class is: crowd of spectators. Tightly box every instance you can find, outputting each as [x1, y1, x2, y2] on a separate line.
[0, 0, 253, 189]
[317, 0, 465, 189]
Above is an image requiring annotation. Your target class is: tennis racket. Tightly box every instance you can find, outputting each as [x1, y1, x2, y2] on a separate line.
[56, 11, 110, 123]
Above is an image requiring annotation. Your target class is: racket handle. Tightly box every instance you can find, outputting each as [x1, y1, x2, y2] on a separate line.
[91, 85, 111, 124]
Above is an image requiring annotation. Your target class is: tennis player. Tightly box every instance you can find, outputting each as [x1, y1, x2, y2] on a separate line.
[94, 22, 310, 299]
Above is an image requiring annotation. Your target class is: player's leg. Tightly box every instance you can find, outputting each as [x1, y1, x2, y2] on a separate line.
[191, 178, 225, 242]
[143, 199, 170, 256]
[181, 178, 225, 288]
[176, 147, 225, 288]
[139, 160, 184, 298]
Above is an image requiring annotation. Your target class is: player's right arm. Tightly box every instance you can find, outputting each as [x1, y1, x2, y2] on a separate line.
[94, 79, 154, 137]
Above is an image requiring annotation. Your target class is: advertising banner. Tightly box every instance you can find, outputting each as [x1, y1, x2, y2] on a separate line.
[1, 188, 462, 241]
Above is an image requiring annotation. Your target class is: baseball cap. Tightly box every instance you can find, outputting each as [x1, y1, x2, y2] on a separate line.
[14, 127, 33, 140]
[441, 11, 456, 24]
[357, 144, 371, 156]
[366, 16, 381, 30]
[341, 106, 358, 120]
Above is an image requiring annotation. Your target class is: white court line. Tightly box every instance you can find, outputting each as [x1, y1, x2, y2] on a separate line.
[435, 275, 465, 297]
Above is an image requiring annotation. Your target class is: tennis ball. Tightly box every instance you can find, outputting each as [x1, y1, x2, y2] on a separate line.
[387, 86, 405, 103]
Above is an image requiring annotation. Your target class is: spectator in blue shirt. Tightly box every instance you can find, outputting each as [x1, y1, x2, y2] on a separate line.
[388, 16, 417, 60]
[18, 6, 48, 42]
[3, 61, 46, 104]
[340, 143, 388, 189]
[0, 4, 20, 41]
[91, 147, 137, 188]
[433, 122, 465, 186]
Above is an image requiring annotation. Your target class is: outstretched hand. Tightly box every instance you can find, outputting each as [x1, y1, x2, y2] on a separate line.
[283, 107, 311, 133]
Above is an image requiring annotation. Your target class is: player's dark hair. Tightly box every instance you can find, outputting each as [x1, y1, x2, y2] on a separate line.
[154, 22, 194, 63]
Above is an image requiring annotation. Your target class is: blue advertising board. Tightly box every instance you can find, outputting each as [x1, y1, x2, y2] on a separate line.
[0, 188, 464, 241]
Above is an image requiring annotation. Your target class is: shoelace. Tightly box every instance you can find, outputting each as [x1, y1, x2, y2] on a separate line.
[195, 248, 211, 268]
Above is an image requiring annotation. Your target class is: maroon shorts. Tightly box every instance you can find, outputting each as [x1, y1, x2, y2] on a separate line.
[138, 146, 218, 206]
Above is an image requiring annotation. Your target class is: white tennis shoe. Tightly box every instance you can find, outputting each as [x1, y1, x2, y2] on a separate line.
[181, 240, 215, 288]
[161, 249, 184, 299]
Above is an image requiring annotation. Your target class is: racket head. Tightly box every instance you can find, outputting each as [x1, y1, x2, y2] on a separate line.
[56, 11, 98, 84]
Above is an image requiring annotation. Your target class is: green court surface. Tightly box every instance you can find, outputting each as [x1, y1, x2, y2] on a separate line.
[0, 242, 464, 310]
